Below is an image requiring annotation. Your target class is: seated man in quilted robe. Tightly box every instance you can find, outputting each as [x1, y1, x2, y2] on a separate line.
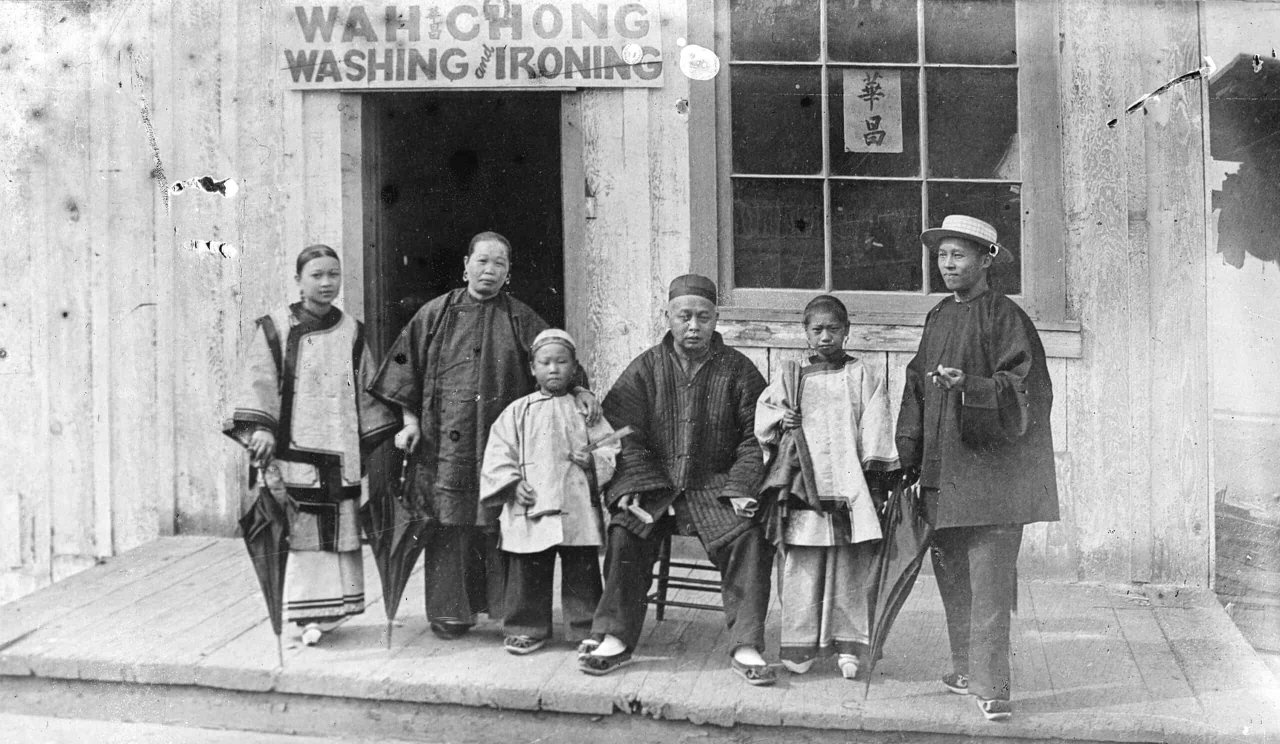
[578, 274, 778, 686]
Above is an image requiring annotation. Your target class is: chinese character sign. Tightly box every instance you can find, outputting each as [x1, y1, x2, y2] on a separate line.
[279, 1, 664, 89]
[844, 68, 903, 153]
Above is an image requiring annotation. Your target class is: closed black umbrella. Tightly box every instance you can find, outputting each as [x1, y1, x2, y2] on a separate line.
[239, 465, 292, 668]
[864, 479, 934, 698]
[360, 447, 433, 648]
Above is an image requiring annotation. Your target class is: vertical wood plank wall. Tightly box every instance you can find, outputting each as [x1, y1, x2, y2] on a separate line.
[0, 0, 1212, 600]
[1057, 0, 1211, 585]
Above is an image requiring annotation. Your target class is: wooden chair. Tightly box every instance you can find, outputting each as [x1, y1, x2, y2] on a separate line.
[647, 534, 722, 620]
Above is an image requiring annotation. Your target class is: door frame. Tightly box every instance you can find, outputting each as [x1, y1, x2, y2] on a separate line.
[351, 91, 584, 358]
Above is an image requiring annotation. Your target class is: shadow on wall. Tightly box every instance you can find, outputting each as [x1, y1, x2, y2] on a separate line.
[1209, 54, 1280, 268]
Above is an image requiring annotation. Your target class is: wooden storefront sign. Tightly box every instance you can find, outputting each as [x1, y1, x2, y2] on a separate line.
[279, 1, 664, 88]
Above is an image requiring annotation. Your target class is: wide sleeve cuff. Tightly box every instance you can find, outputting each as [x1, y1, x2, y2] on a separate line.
[896, 437, 921, 468]
[961, 375, 1000, 410]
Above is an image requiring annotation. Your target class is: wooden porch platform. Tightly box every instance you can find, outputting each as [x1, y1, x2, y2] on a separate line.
[0, 537, 1276, 743]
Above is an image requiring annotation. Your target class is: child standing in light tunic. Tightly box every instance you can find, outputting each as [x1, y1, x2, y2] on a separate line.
[756, 295, 899, 679]
[481, 329, 619, 655]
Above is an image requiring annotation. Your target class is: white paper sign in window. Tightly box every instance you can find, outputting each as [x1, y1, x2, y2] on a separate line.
[844, 69, 903, 154]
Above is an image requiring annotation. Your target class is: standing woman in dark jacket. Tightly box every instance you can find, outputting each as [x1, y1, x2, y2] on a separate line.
[896, 216, 1060, 723]
[367, 232, 598, 640]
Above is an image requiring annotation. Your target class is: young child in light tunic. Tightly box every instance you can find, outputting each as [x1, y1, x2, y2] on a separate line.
[755, 295, 899, 679]
[480, 329, 618, 655]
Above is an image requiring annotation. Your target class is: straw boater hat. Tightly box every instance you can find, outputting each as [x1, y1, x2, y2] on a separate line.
[920, 215, 1014, 265]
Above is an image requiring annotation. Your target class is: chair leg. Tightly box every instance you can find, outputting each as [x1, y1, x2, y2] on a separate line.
[654, 533, 672, 622]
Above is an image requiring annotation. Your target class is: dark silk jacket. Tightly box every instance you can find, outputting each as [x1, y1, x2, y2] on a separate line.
[896, 290, 1060, 529]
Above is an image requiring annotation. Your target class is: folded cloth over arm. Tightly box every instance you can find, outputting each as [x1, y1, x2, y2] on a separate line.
[755, 361, 821, 512]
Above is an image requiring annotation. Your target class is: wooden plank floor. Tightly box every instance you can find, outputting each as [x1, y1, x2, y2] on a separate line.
[1, 537, 1277, 743]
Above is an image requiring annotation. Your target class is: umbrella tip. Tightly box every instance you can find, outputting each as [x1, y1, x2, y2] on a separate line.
[386, 620, 394, 649]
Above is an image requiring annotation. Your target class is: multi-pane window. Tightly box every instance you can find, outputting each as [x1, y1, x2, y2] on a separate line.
[723, 0, 1023, 297]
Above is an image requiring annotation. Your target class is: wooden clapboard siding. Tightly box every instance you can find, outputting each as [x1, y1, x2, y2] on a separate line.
[1061, 0, 1142, 583]
[168, 0, 238, 537]
[41, 2, 97, 582]
[718, 316, 1084, 358]
[0, 1, 55, 602]
[1142, 1, 1211, 585]
[1057, 0, 1210, 584]
[647, 0, 693, 305]
[90, 0, 166, 558]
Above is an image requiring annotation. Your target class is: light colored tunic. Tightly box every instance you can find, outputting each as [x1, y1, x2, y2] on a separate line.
[224, 303, 398, 623]
[480, 391, 619, 554]
[756, 355, 899, 546]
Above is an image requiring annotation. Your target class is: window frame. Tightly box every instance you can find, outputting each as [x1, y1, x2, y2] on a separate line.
[689, 0, 1072, 329]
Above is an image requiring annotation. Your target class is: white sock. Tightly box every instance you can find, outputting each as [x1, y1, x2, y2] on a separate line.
[591, 634, 626, 656]
[732, 645, 766, 666]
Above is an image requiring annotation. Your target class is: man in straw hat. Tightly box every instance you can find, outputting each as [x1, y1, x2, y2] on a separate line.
[896, 215, 1059, 721]
[578, 274, 778, 686]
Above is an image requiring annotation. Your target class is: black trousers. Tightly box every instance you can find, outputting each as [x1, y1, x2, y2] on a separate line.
[422, 525, 503, 626]
[503, 546, 601, 642]
[591, 519, 774, 652]
[930, 523, 1024, 701]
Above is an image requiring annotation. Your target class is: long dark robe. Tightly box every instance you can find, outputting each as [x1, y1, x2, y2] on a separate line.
[367, 289, 583, 526]
[602, 332, 766, 552]
[895, 290, 1059, 529]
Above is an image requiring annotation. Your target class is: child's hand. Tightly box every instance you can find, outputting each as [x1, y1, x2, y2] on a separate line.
[247, 428, 276, 466]
[782, 410, 802, 430]
[568, 447, 592, 470]
[515, 480, 537, 507]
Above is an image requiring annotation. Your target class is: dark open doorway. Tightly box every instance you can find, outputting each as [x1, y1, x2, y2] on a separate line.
[364, 91, 564, 354]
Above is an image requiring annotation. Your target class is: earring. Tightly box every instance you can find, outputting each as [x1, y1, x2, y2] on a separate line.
[505, 275, 512, 287]
[462, 271, 469, 284]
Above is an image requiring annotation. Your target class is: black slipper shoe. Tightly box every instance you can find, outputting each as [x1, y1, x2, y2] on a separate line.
[578, 649, 634, 676]
[429, 621, 471, 640]
[731, 657, 778, 687]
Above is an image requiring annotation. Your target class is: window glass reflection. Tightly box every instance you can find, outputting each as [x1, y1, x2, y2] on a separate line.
[832, 181, 924, 291]
[731, 0, 821, 61]
[927, 68, 1020, 179]
[733, 179, 825, 288]
[732, 66, 824, 175]
[827, 0, 918, 63]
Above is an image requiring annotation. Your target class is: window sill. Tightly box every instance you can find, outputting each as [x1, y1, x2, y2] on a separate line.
[717, 308, 1082, 358]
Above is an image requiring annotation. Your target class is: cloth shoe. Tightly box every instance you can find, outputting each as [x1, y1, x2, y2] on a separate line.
[300, 624, 323, 646]
[503, 635, 546, 655]
[781, 658, 815, 675]
[942, 672, 970, 695]
[429, 621, 471, 640]
[976, 696, 1013, 721]
[837, 653, 860, 680]
[575, 638, 601, 659]
[578, 649, 634, 676]
[730, 657, 777, 686]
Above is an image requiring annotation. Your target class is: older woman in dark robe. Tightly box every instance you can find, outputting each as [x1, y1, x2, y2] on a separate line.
[896, 215, 1059, 722]
[368, 231, 596, 639]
